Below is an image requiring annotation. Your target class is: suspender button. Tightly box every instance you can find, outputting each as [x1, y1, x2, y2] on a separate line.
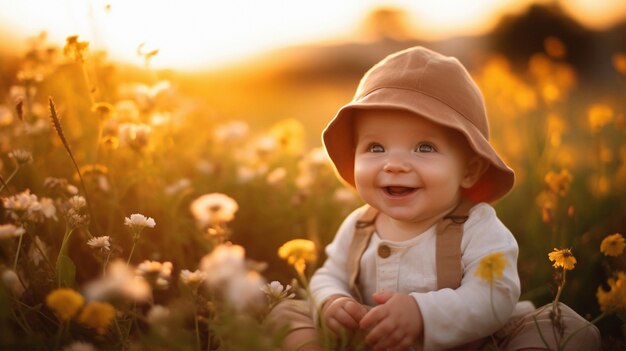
[378, 244, 391, 258]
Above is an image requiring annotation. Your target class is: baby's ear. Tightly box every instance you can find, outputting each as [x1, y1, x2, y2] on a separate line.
[461, 155, 489, 189]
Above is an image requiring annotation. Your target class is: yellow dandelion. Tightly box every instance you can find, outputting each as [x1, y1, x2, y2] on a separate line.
[587, 103, 614, 133]
[600, 233, 626, 257]
[278, 239, 317, 274]
[269, 118, 305, 155]
[544, 169, 573, 197]
[45, 288, 84, 321]
[612, 52, 626, 75]
[78, 301, 116, 335]
[548, 248, 577, 270]
[475, 252, 507, 283]
[596, 271, 626, 314]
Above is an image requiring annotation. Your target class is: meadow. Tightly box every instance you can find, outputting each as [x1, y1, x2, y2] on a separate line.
[0, 31, 625, 350]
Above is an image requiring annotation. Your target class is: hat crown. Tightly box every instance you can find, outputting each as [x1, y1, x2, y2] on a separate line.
[354, 47, 489, 139]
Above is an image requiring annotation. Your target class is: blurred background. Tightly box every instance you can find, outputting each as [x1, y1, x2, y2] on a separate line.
[0, 0, 625, 348]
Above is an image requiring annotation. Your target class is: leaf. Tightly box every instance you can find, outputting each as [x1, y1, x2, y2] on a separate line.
[56, 254, 76, 288]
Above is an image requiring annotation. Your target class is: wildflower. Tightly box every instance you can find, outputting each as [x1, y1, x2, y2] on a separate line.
[333, 187, 359, 206]
[43, 177, 77, 196]
[0, 224, 25, 240]
[278, 239, 317, 274]
[9, 149, 33, 166]
[39, 197, 57, 220]
[63, 35, 89, 63]
[587, 103, 613, 133]
[544, 169, 573, 197]
[136, 260, 173, 289]
[600, 233, 626, 257]
[189, 193, 238, 229]
[548, 248, 577, 270]
[68, 195, 86, 209]
[63, 341, 97, 351]
[270, 118, 305, 155]
[124, 213, 156, 229]
[255, 135, 277, 156]
[261, 281, 295, 302]
[307, 147, 331, 166]
[29, 236, 50, 267]
[77, 164, 109, 179]
[597, 271, 626, 314]
[46, 288, 84, 320]
[164, 178, 191, 196]
[83, 259, 151, 302]
[2, 269, 25, 297]
[78, 301, 116, 335]
[115, 99, 140, 122]
[214, 120, 249, 143]
[475, 252, 508, 283]
[87, 236, 111, 252]
[147, 305, 171, 335]
[67, 208, 89, 229]
[266, 167, 287, 185]
[225, 271, 266, 311]
[2, 189, 43, 222]
[200, 244, 247, 287]
[118, 123, 152, 150]
[91, 102, 115, 121]
[179, 269, 207, 291]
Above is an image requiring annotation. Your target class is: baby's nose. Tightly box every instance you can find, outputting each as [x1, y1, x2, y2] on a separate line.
[383, 153, 411, 172]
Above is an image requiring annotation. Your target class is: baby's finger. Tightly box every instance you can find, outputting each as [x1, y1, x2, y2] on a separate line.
[365, 318, 393, 346]
[359, 306, 387, 330]
[333, 307, 360, 329]
[344, 300, 367, 321]
[370, 328, 403, 351]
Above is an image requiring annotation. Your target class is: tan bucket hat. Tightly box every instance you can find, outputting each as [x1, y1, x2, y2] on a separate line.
[322, 46, 515, 203]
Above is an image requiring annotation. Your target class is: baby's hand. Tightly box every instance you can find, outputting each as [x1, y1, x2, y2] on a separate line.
[322, 295, 368, 336]
[360, 291, 423, 351]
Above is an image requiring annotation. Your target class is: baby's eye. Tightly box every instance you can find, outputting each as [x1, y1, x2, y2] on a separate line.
[368, 143, 385, 153]
[415, 143, 435, 153]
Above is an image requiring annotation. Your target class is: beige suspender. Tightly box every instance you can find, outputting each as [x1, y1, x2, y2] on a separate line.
[345, 200, 475, 303]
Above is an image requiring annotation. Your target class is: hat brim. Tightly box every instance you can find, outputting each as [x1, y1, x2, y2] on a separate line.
[322, 87, 515, 203]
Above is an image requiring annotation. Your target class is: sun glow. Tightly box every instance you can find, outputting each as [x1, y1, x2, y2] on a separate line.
[0, 0, 623, 70]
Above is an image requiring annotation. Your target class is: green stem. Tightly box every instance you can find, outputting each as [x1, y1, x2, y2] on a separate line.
[490, 281, 502, 325]
[558, 313, 606, 351]
[0, 166, 20, 194]
[552, 269, 567, 310]
[127, 239, 137, 265]
[103, 248, 112, 276]
[12, 231, 25, 271]
[194, 301, 201, 351]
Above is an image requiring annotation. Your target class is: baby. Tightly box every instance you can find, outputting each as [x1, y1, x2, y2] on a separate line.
[268, 46, 600, 351]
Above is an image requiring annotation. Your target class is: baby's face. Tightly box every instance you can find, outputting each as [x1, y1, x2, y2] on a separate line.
[353, 109, 477, 229]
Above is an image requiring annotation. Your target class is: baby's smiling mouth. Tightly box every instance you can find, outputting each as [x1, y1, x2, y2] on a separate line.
[384, 186, 417, 196]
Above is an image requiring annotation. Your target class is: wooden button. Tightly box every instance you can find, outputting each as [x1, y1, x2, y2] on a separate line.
[378, 245, 391, 258]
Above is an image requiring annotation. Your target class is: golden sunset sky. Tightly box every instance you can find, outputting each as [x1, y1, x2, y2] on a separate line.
[0, 0, 624, 70]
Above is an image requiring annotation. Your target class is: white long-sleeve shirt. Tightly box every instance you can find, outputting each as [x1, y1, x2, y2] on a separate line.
[310, 202, 520, 350]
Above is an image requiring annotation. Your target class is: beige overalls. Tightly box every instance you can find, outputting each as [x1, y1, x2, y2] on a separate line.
[267, 202, 600, 350]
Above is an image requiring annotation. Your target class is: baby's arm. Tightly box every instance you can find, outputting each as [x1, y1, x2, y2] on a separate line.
[360, 291, 423, 351]
[412, 205, 520, 349]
